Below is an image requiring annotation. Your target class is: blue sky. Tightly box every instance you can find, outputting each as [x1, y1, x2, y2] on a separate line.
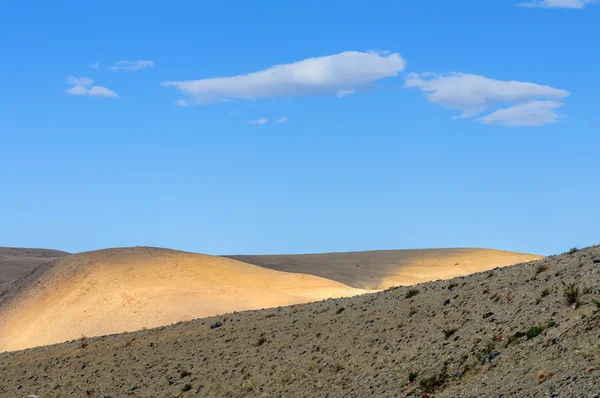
[1, 0, 598, 256]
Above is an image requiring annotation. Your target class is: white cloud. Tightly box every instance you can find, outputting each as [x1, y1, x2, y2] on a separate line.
[65, 75, 119, 98]
[107, 60, 155, 72]
[405, 72, 569, 125]
[277, 116, 289, 123]
[249, 117, 268, 125]
[336, 89, 356, 98]
[478, 100, 565, 126]
[162, 51, 406, 105]
[517, 0, 595, 8]
[89, 62, 100, 69]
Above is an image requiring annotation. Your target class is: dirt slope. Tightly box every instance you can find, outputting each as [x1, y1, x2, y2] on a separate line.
[0, 247, 68, 295]
[226, 248, 542, 289]
[1, 246, 598, 397]
[0, 247, 367, 352]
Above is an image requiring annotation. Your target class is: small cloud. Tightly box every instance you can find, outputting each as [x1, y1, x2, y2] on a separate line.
[478, 100, 565, 127]
[249, 117, 268, 125]
[405, 72, 569, 125]
[107, 60, 155, 72]
[162, 50, 407, 105]
[517, 0, 596, 8]
[175, 99, 191, 107]
[65, 75, 119, 98]
[277, 116, 289, 123]
[89, 62, 100, 69]
[336, 89, 356, 98]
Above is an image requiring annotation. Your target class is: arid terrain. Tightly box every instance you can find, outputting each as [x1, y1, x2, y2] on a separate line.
[227, 248, 541, 289]
[0, 245, 598, 397]
[0, 247, 68, 295]
[0, 247, 367, 352]
[0, 246, 537, 352]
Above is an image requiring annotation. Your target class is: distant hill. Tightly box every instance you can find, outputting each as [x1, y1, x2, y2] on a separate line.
[0, 247, 366, 352]
[1, 246, 597, 397]
[226, 248, 542, 289]
[0, 247, 68, 295]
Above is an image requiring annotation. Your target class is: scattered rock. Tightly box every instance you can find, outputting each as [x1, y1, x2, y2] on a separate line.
[210, 321, 222, 329]
[480, 351, 500, 365]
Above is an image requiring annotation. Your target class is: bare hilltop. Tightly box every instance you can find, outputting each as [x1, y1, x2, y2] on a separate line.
[1, 245, 598, 397]
[0, 247, 68, 295]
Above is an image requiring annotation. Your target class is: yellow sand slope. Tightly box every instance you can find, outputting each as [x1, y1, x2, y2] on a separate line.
[0, 247, 367, 352]
[227, 248, 543, 289]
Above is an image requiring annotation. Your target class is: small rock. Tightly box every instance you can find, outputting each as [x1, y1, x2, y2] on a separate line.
[593, 258, 600, 264]
[480, 351, 500, 365]
[210, 321, 222, 329]
[444, 298, 454, 306]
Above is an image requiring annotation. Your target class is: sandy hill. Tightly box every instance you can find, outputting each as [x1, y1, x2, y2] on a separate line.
[0, 247, 68, 296]
[0, 246, 598, 397]
[0, 247, 367, 352]
[226, 248, 542, 289]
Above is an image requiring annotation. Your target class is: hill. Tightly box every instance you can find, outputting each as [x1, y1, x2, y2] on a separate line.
[0, 247, 366, 352]
[0, 246, 598, 397]
[226, 248, 542, 289]
[0, 247, 68, 295]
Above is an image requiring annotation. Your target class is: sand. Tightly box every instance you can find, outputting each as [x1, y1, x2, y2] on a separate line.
[0, 247, 367, 352]
[226, 248, 542, 289]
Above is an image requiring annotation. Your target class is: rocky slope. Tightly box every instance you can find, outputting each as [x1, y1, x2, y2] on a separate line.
[0, 245, 598, 397]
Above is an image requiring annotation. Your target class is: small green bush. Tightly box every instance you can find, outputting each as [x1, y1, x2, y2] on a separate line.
[405, 289, 420, 299]
[181, 384, 192, 392]
[409, 371, 418, 382]
[563, 283, 581, 308]
[526, 325, 544, 340]
[443, 328, 457, 339]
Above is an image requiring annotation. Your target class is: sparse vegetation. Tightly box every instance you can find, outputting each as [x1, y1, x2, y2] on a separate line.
[443, 328, 457, 339]
[537, 370, 555, 384]
[525, 325, 544, 340]
[593, 299, 600, 309]
[568, 247, 579, 254]
[180, 369, 191, 378]
[332, 362, 345, 372]
[181, 383, 192, 392]
[420, 371, 447, 396]
[409, 371, 418, 382]
[406, 289, 420, 299]
[447, 283, 458, 290]
[535, 264, 549, 275]
[541, 288, 551, 298]
[308, 360, 321, 372]
[256, 337, 267, 346]
[247, 375, 260, 393]
[563, 283, 581, 308]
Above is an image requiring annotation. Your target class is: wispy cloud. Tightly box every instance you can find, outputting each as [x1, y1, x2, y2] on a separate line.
[107, 60, 155, 72]
[162, 51, 406, 105]
[88, 62, 100, 69]
[249, 117, 268, 125]
[478, 100, 565, 126]
[175, 99, 191, 107]
[336, 89, 356, 98]
[277, 116, 289, 123]
[65, 75, 119, 98]
[517, 0, 596, 8]
[405, 72, 569, 126]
